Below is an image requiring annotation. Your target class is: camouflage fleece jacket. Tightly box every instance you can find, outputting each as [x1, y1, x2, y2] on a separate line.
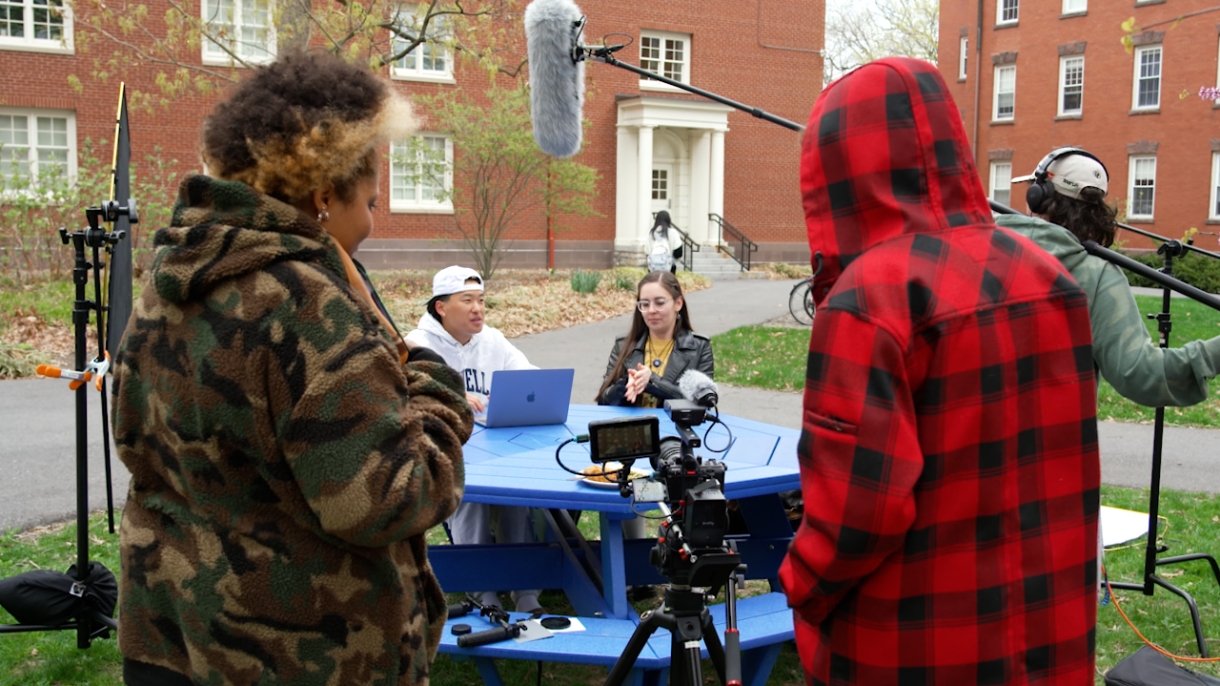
[111, 175, 472, 686]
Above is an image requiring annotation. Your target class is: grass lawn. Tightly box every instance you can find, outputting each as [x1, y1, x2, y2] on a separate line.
[712, 294, 1220, 429]
[4, 489, 1220, 685]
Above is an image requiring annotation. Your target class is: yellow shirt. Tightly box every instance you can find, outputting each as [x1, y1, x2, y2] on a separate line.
[638, 337, 675, 408]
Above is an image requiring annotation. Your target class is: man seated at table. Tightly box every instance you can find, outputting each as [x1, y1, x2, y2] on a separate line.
[406, 265, 543, 614]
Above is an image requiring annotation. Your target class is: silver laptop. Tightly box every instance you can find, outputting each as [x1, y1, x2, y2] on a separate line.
[473, 368, 575, 428]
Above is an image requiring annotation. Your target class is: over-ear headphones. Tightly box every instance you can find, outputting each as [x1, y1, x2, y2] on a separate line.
[1024, 147, 1108, 214]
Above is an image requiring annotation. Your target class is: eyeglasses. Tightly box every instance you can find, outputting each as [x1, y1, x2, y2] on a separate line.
[637, 298, 672, 312]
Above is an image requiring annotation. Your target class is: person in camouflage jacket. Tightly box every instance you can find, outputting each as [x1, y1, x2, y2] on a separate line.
[111, 52, 471, 686]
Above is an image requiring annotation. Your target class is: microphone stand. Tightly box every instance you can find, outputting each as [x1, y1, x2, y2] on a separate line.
[990, 200, 1220, 657]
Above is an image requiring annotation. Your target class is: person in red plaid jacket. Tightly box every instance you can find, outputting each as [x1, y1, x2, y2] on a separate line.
[778, 57, 1101, 685]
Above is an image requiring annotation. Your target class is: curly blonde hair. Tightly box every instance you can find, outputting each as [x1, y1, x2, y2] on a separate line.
[201, 50, 418, 204]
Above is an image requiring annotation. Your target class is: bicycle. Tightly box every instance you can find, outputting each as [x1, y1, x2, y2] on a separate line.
[787, 252, 822, 326]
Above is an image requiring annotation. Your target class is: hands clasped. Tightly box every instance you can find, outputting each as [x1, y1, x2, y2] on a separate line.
[624, 364, 652, 403]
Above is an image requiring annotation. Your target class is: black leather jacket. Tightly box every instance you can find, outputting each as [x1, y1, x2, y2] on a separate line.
[598, 329, 715, 406]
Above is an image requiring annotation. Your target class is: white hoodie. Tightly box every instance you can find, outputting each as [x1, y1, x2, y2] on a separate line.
[405, 313, 535, 401]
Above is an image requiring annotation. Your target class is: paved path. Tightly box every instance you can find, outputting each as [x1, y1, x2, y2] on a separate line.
[1, 277, 1216, 533]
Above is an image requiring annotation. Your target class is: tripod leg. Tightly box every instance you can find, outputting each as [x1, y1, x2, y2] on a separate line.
[700, 613, 728, 686]
[1150, 575, 1209, 657]
[604, 611, 666, 686]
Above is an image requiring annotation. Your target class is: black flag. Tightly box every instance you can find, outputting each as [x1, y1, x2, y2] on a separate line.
[106, 84, 133, 355]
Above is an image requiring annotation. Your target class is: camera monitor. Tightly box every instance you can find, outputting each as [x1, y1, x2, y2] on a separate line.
[588, 415, 660, 464]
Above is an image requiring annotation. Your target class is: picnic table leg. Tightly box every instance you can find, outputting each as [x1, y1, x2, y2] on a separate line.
[740, 644, 784, 686]
[472, 656, 506, 686]
[599, 516, 631, 619]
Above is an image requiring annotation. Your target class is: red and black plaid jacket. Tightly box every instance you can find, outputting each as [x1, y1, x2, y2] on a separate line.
[778, 58, 1100, 686]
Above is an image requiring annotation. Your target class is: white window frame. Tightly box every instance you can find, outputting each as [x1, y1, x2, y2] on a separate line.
[997, 0, 1018, 25]
[1132, 45, 1161, 111]
[989, 161, 1012, 206]
[390, 134, 453, 214]
[639, 29, 690, 92]
[0, 0, 72, 55]
[389, 5, 454, 84]
[201, 0, 275, 67]
[1128, 155, 1157, 221]
[1214, 37, 1220, 105]
[1058, 56, 1084, 116]
[1062, 0, 1086, 14]
[1210, 153, 1220, 221]
[993, 65, 1015, 121]
[958, 36, 968, 80]
[0, 108, 77, 195]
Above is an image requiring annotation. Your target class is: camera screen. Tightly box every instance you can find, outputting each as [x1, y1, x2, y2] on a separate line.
[588, 415, 660, 464]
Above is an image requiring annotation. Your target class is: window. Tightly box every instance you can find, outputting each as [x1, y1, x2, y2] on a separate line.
[639, 30, 689, 89]
[1132, 45, 1161, 110]
[1128, 156, 1156, 220]
[997, 0, 1018, 24]
[989, 162, 1012, 206]
[201, 0, 274, 65]
[1059, 56, 1084, 116]
[959, 36, 968, 80]
[1211, 153, 1220, 221]
[0, 0, 72, 53]
[993, 65, 1015, 121]
[1062, 0, 1086, 13]
[390, 134, 452, 212]
[390, 6, 453, 82]
[0, 109, 76, 192]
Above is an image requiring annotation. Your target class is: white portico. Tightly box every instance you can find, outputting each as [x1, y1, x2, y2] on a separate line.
[614, 96, 733, 261]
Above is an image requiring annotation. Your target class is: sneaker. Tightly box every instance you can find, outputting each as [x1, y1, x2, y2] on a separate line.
[475, 591, 502, 610]
[513, 593, 544, 615]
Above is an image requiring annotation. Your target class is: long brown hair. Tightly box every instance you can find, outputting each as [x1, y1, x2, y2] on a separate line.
[595, 271, 693, 402]
[1042, 187, 1119, 248]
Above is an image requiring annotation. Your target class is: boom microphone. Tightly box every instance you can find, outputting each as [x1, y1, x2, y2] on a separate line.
[678, 370, 719, 409]
[524, 0, 585, 158]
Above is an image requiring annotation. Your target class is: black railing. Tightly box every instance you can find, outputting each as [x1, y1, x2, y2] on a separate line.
[708, 213, 758, 271]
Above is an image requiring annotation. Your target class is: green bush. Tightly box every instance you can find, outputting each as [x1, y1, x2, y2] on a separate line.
[0, 341, 36, 379]
[1122, 250, 1220, 294]
[570, 268, 602, 294]
[611, 268, 643, 291]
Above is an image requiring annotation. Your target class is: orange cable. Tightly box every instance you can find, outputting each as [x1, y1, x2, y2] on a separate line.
[1103, 568, 1220, 663]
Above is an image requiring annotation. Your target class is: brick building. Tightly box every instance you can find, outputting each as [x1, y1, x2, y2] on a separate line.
[938, 0, 1220, 250]
[0, 0, 823, 271]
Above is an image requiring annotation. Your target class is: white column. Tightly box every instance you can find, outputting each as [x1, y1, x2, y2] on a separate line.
[709, 129, 726, 246]
[690, 129, 711, 245]
[615, 125, 639, 254]
[637, 125, 655, 247]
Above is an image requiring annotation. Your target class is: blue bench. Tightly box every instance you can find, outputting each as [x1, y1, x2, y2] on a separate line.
[437, 591, 794, 686]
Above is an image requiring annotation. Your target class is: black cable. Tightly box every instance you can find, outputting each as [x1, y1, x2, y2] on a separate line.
[554, 435, 630, 478]
[700, 413, 733, 454]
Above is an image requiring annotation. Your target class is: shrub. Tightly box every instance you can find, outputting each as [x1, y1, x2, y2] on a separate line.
[765, 262, 813, 279]
[570, 269, 602, 294]
[0, 341, 36, 379]
[611, 268, 643, 291]
[1122, 250, 1220, 294]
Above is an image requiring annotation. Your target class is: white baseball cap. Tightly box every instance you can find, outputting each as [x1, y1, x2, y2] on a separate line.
[431, 265, 484, 298]
[1013, 152, 1108, 199]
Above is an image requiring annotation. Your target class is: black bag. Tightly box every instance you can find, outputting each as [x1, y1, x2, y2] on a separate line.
[672, 246, 683, 260]
[1104, 646, 1220, 686]
[0, 561, 117, 626]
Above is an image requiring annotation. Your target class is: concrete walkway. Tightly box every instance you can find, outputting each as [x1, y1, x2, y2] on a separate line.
[1, 277, 1216, 533]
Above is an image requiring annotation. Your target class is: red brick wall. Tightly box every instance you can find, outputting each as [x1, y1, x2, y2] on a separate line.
[1, 0, 823, 267]
[939, 0, 1220, 251]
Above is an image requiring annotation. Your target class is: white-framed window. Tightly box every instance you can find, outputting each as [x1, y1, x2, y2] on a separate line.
[993, 65, 1015, 121]
[1132, 45, 1161, 110]
[1210, 153, 1220, 221]
[0, 108, 76, 193]
[0, 0, 72, 54]
[1128, 155, 1156, 220]
[958, 36, 968, 80]
[201, 0, 274, 66]
[1059, 56, 1084, 116]
[989, 161, 1012, 206]
[639, 29, 690, 90]
[390, 5, 453, 83]
[1062, 0, 1086, 13]
[390, 134, 453, 213]
[997, 0, 1018, 24]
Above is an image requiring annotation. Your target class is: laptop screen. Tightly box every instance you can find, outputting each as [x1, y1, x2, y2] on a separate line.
[473, 368, 574, 428]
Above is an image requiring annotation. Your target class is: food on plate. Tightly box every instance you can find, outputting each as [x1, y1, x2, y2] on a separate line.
[581, 462, 648, 484]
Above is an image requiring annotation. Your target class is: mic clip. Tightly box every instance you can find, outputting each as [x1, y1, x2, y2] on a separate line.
[569, 16, 628, 64]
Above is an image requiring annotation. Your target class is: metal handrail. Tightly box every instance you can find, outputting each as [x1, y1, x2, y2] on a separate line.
[708, 213, 758, 271]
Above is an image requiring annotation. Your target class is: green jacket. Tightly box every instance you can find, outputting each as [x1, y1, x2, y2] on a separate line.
[112, 176, 471, 686]
[996, 212, 1220, 407]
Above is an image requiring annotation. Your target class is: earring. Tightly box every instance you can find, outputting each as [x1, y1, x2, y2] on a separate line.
[317, 208, 330, 222]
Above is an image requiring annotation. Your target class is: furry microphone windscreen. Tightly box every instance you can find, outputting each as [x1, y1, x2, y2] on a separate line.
[524, 0, 585, 158]
[678, 370, 719, 408]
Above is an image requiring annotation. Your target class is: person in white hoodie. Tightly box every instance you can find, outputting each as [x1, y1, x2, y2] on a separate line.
[405, 265, 542, 613]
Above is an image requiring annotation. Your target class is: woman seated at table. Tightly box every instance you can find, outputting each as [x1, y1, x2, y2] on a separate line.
[596, 271, 714, 407]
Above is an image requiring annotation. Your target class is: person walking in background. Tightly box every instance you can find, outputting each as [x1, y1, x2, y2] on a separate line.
[780, 57, 1100, 685]
[646, 210, 682, 274]
[111, 51, 470, 686]
[1000, 147, 1220, 407]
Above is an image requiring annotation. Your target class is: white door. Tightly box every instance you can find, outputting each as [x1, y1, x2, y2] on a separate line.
[651, 164, 673, 215]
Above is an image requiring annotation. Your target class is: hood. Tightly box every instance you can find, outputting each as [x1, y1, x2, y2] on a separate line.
[801, 58, 994, 305]
[150, 175, 343, 304]
[414, 310, 482, 352]
[993, 213, 1089, 275]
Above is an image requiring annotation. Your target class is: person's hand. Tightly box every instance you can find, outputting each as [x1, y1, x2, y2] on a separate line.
[466, 393, 486, 413]
[624, 364, 651, 403]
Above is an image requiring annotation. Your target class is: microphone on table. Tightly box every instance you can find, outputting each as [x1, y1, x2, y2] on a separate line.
[678, 370, 719, 409]
[524, 0, 586, 158]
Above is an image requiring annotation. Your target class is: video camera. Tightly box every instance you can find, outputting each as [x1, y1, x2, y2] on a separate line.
[586, 400, 736, 588]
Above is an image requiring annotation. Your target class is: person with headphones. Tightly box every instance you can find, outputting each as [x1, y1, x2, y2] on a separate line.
[998, 147, 1220, 407]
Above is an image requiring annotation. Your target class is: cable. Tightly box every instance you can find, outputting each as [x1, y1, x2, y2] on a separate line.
[700, 413, 733, 454]
[1103, 565, 1220, 663]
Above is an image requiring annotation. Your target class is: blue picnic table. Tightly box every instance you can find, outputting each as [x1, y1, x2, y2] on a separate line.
[428, 404, 801, 686]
